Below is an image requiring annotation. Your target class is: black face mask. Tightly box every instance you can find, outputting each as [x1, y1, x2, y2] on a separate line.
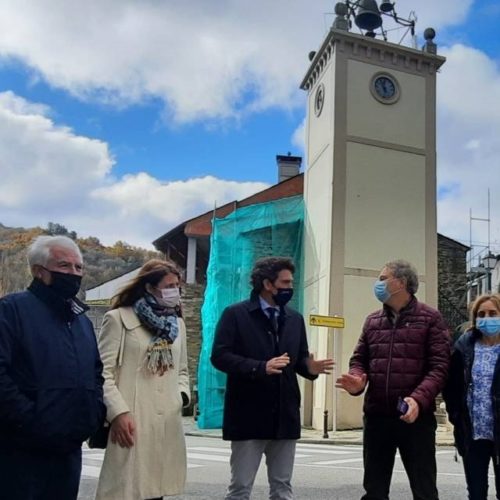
[273, 288, 294, 307]
[46, 270, 82, 299]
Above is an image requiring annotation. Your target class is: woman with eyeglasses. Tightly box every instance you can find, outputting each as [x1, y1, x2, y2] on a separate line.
[444, 293, 500, 500]
[95, 259, 190, 500]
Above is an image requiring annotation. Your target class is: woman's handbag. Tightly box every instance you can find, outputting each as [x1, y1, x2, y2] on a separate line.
[88, 422, 110, 449]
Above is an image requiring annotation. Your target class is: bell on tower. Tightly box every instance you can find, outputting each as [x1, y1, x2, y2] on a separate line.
[332, 1, 424, 45]
[379, 1, 394, 13]
[354, 0, 382, 35]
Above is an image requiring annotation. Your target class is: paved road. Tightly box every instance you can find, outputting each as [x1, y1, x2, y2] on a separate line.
[79, 435, 495, 499]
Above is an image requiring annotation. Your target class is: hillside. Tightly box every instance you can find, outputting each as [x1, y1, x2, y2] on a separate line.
[0, 222, 160, 296]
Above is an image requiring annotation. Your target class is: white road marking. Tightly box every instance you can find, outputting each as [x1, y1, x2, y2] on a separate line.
[80, 443, 461, 480]
[296, 447, 359, 455]
[188, 447, 231, 454]
[187, 453, 230, 463]
[81, 465, 101, 479]
[297, 443, 361, 450]
[296, 463, 486, 478]
[82, 453, 105, 460]
[311, 457, 364, 465]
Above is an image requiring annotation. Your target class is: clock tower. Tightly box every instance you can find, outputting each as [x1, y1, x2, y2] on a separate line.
[300, 5, 445, 430]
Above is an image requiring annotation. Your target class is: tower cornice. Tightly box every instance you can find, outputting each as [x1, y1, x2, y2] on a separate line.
[300, 29, 446, 92]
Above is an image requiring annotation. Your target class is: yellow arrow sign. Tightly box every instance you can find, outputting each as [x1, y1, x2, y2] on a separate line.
[309, 314, 345, 329]
[85, 299, 112, 306]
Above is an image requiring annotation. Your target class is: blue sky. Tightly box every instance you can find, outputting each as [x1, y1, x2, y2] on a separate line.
[0, 0, 499, 251]
[1, 60, 303, 183]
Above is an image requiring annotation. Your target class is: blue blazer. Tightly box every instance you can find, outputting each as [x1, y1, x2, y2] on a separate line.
[0, 280, 105, 453]
[211, 295, 316, 441]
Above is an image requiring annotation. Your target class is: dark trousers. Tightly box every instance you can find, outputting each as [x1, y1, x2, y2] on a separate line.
[361, 413, 438, 500]
[463, 439, 500, 500]
[0, 447, 82, 500]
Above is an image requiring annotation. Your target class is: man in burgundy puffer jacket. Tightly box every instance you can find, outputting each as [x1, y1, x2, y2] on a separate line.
[336, 259, 451, 500]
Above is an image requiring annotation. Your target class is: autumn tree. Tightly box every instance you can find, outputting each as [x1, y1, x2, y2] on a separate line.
[0, 223, 160, 297]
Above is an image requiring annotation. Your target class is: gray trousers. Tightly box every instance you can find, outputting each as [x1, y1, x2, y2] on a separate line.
[225, 439, 296, 500]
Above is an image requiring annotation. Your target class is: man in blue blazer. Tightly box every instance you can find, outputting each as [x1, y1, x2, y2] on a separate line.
[0, 235, 105, 500]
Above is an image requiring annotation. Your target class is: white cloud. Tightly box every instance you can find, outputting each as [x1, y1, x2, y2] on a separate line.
[0, 91, 112, 210]
[0, 0, 474, 124]
[291, 118, 306, 153]
[0, 91, 49, 116]
[465, 139, 480, 151]
[88, 173, 268, 246]
[92, 173, 267, 221]
[1, 1, 495, 251]
[387, 0, 473, 34]
[436, 44, 500, 253]
[0, 91, 268, 247]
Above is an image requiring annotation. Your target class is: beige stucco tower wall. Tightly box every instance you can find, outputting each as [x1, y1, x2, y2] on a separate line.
[300, 29, 445, 430]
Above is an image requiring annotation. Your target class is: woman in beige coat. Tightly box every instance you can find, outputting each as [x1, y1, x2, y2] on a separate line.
[95, 259, 190, 500]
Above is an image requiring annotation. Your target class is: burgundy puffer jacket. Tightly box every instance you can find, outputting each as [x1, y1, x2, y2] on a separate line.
[349, 296, 451, 417]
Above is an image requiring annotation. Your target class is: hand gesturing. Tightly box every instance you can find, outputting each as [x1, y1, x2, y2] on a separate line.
[306, 353, 335, 375]
[266, 353, 290, 375]
[335, 373, 367, 394]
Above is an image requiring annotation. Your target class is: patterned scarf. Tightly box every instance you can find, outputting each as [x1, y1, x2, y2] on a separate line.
[133, 293, 179, 375]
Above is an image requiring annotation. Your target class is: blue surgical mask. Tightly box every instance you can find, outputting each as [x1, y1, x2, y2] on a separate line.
[374, 280, 391, 303]
[476, 317, 500, 337]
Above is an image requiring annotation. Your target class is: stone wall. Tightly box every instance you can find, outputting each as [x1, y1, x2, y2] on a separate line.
[435, 234, 469, 426]
[437, 234, 469, 331]
[242, 222, 303, 310]
[181, 282, 205, 412]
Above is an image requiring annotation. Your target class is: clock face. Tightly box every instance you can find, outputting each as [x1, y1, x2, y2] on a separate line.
[374, 76, 395, 98]
[370, 73, 400, 104]
[314, 83, 325, 117]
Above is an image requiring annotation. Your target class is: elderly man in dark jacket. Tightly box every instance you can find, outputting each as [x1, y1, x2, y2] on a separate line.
[336, 259, 450, 500]
[211, 256, 334, 500]
[0, 235, 105, 500]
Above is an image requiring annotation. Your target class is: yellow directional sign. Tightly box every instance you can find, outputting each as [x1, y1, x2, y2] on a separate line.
[85, 299, 112, 306]
[309, 314, 345, 329]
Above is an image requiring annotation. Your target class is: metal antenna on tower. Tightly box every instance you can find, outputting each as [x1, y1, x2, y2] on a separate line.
[331, 0, 433, 51]
[469, 189, 494, 293]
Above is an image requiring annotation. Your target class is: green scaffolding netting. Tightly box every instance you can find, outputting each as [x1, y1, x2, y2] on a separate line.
[197, 195, 304, 429]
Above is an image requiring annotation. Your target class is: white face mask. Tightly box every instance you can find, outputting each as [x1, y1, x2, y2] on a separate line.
[159, 287, 181, 308]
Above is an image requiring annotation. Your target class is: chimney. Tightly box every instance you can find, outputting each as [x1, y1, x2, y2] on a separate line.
[276, 153, 302, 183]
